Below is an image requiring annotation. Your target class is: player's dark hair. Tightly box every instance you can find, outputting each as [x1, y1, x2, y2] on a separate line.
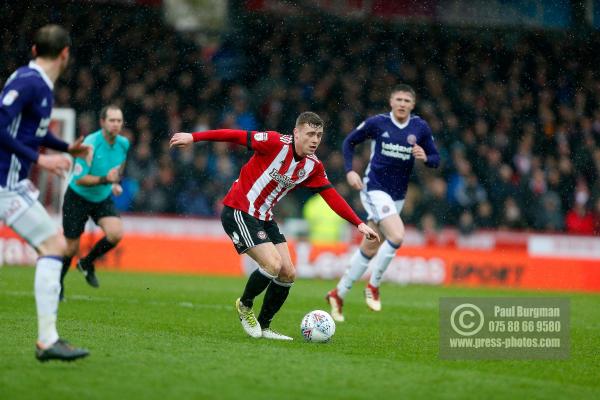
[295, 111, 324, 129]
[33, 25, 71, 58]
[390, 84, 416, 100]
[100, 104, 122, 120]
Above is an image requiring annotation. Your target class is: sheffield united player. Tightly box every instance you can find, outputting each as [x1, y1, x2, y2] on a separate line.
[326, 84, 440, 322]
[170, 111, 379, 340]
[0, 25, 90, 361]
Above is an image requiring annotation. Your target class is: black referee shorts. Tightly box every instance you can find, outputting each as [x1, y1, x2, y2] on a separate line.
[220, 206, 286, 254]
[62, 187, 120, 239]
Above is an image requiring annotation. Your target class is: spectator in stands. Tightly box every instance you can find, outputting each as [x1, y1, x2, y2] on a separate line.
[475, 201, 495, 229]
[593, 198, 600, 236]
[457, 210, 476, 235]
[565, 185, 595, 235]
[454, 172, 488, 212]
[3, 2, 599, 237]
[533, 191, 565, 232]
[419, 177, 452, 227]
[499, 197, 527, 230]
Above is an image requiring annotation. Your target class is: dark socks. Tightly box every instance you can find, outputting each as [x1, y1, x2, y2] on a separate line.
[60, 256, 73, 283]
[240, 269, 273, 308]
[82, 236, 116, 265]
[257, 282, 291, 329]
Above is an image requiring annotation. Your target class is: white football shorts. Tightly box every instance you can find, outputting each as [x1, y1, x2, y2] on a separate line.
[360, 190, 405, 223]
[0, 179, 58, 247]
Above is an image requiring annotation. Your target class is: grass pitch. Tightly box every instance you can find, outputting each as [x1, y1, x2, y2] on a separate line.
[1, 265, 599, 400]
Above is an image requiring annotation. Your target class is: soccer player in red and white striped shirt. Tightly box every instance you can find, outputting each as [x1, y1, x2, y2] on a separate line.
[170, 112, 379, 340]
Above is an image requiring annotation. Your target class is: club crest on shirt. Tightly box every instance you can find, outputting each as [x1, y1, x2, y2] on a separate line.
[254, 132, 268, 142]
[257, 230, 267, 240]
[382, 205, 390, 213]
[297, 168, 306, 178]
[407, 134, 417, 145]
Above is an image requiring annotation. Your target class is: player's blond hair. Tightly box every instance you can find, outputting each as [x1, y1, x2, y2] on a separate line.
[295, 112, 324, 129]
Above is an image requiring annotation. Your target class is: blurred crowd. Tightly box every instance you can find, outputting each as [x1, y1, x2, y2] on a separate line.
[2, 2, 600, 235]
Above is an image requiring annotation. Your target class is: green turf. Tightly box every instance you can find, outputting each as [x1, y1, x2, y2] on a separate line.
[1, 265, 599, 400]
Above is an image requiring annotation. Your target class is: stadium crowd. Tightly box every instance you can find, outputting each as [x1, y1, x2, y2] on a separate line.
[2, 2, 600, 235]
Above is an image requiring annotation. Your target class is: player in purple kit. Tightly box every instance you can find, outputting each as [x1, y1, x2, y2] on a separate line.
[0, 25, 90, 361]
[326, 84, 440, 322]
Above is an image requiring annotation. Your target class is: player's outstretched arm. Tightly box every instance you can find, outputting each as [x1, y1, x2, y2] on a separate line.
[170, 132, 193, 148]
[357, 222, 380, 242]
[171, 129, 249, 149]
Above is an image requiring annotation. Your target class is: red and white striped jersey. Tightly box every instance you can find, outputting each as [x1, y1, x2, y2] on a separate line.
[223, 131, 332, 221]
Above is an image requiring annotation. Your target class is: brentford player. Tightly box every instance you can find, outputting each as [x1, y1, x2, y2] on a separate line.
[170, 111, 379, 340]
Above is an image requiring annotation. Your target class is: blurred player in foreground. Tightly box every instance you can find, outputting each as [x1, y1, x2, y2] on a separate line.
[0, 25, 90, 361]
[326, 84, 440, 322]
[60, 104, 129, 299]
[170, 111, 379, 340]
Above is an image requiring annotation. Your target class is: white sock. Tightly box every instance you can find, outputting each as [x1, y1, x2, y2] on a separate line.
[368, 240, 400, 287]
[337, 250, 372, 298]
[35, 256, 62, 347]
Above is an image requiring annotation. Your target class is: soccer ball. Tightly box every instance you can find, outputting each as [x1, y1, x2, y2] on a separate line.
[300, 310, 336, 342]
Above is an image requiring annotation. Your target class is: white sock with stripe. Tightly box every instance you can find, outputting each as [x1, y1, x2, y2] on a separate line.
[337, 250, 372, 298]
[35, 256, 62, 347]
[368, 240, 400, 288]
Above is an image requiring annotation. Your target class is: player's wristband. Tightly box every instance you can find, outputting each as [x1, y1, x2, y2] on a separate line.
[98, 176, 109, 185]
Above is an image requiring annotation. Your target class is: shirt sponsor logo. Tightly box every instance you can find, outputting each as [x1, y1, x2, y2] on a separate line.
[254, 132, 268, 142]
[381, 141, 412, 160]
[269, 168, 295, 188]
[2, 90, 18, 106]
